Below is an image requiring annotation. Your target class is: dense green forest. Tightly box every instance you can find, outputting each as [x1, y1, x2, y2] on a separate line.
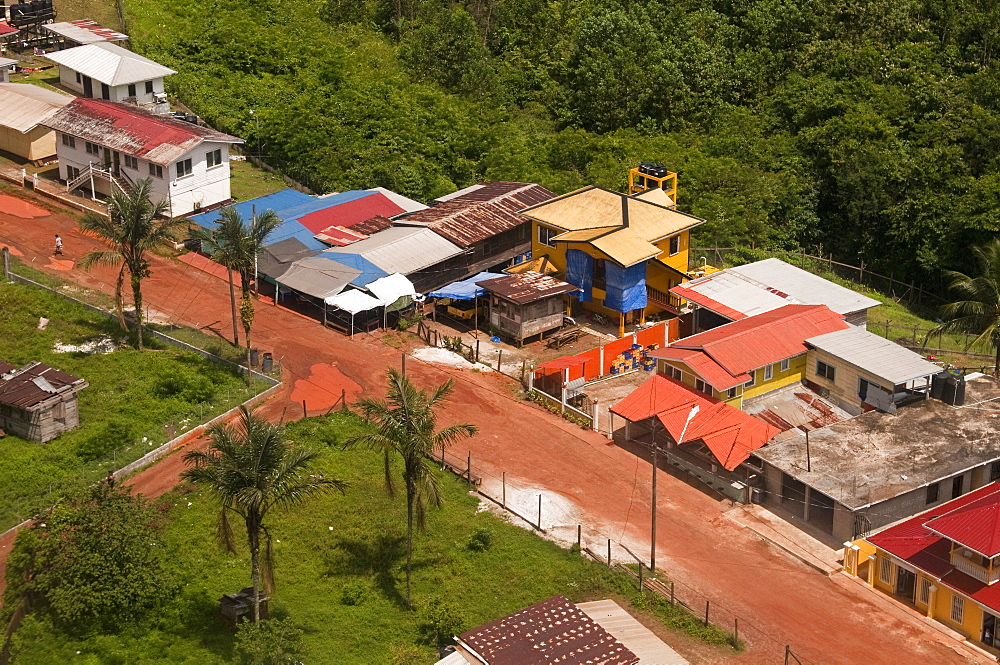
[125, 0, 1000, 282]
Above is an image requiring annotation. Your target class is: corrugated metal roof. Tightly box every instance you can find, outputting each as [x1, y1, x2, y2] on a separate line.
[805, 327, 941, 384]
[44, 98, 242, 165]
[924, 488, 1000, 557]
[672, 271, 787, 320]
[577, 600, 689, 665]
[275, 255, 360, 299]
[673, 304, 850, 375]
[730, 258, 881, 315]
[46, 42, 175, 86]
[476, 270, 577, 304]
[458, 595, 638, 665]
[350, 215, 393, 236]
[43, 19, 127, 44]
[650, 347, 750, 390]
[365, 186, 427, 212]
[190, 189, 313, 229]
[322, 226, 463, 276]
[0, 82, 73, 133]
[398, 183, 553, 248]
[256, 238, 317, 280]
[520, 186, 704, 267]
[0, 57, 16, 68]
[0, 361, 87, 409]
[297, 192, 404, 234]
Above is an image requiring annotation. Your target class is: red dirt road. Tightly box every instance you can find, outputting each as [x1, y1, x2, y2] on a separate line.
[0, 193, 991, 665]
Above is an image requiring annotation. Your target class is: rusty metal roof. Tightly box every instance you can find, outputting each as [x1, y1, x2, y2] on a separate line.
[351, 215, 393, 236]
[44, 98, 242, 165]
[0, 361, 87, 409]
[458, 595, 638, 665]
[398, 183, 553, 248]
[477, 270, 577, 304]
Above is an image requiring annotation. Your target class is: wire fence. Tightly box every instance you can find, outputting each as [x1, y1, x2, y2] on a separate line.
[433, 443, 820, 665]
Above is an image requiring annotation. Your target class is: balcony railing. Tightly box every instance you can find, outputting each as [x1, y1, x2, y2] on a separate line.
[951, 550, 1000, 585]
[647, 286, 683, 312]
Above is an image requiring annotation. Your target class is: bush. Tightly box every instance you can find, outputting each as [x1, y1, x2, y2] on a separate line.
[233, 618, 305, 665]
[153, 367, 216, 403]
[418, 596, 464, 647]
[75, 419, 136, 462]
[388, 644, 427, 665]
[340, 580, 368, 606]
[467, 526, 492, 552]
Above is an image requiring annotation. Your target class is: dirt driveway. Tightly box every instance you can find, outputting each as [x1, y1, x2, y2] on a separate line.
[0, 190, 991, 665]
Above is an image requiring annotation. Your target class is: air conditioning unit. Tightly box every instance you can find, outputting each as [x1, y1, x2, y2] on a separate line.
[153, 92, 168, 104]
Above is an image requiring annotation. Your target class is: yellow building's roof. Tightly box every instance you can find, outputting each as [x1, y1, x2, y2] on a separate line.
[633, 187, 675, 207]
[521, 185, 704, 267]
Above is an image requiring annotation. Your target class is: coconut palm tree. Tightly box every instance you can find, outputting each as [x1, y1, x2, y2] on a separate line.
[79, 179, 182, 350]
[932, 239, 1000, 375]
[346, 369, 478, 606]
[181, 406, 345, 623]
[189, 207, 280, 373]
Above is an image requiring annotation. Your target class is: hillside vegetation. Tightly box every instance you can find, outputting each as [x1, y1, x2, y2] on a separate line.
[121, 0, 999, 283]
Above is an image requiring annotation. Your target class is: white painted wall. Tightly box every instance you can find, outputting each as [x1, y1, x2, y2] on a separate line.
[57, 65, 166, 104]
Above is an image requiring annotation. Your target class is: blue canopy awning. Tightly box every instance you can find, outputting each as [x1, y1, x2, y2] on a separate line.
[428, 272, 506, 300]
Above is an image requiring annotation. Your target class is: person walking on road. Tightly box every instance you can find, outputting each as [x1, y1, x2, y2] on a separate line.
[54, 234, 63, 256]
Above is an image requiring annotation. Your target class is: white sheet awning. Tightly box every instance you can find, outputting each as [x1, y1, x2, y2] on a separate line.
[325, 289, 383, 314]
[366, 273, 415, 305]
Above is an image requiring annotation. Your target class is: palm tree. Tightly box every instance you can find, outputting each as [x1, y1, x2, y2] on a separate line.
[79, 179, 183, 350]
[189, 207, 280, 373]
[346, 369, 478, 606]
[181, 406, 345, 623]
[932, 239, 1000, 375]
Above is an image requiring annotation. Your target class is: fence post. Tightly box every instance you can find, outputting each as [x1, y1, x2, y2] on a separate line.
[475, 340, 480, 363]
[467, 453, 472, 489]
[608, 539, 612, 566]
[885, 320, 890, 339]
[2, 247, 9, 280]
[785, 645, 791, 665]
[537, 494, 542, 529]
[733, 618, 739, 648]
[638, 563, 643, 592]
[704, 600, 710, 626]
[520, 359, 527, 387]
[502, 471, 506, 508]
[441, 442, 446, 470]
[577, 524, 581, 551]
[670, 581, 675, 605]
[497, 349, 503, 373]
[302, 400, 307, 418]
[528, 365, 534, 392]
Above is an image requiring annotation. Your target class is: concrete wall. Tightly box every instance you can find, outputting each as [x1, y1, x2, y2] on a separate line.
[803, 347, 892, 415]
[0, 125, 55, 161]
[58, 66, 165, 105]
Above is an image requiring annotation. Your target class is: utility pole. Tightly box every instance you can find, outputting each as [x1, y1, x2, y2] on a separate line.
[653, 405, 700, 572]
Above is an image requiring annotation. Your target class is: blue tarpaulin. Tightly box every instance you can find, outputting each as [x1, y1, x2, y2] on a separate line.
[565, 249, 593, 302]
[604, 261, 647, 313]
[318, 252, 389, 287]
[428, 272, 505, 300]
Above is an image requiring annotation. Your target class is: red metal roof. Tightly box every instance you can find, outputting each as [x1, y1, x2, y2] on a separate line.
[925, 489, 1000, 557]
[868, 483, 1000, 614]
[0, 361, 87, 409]
[43, 98, 242, 165]
[313, 226, 367, 246]
[671, 304, 849, 375]
[297, 193, 405, 234]
[610, 375, 779, 470]
[650, 346, 750, 390]
[0, 23, 18, 36]
[671, 283, 748, 321]
[458, 595, 638, 665]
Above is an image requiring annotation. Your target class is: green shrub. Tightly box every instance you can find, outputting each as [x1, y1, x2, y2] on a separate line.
[418, 596, 464, 647]
[76, 419, 135, 462]
[233, 618, 304, 665]
[340, 580, 368, 606]
[467, 526, 492, 552]
[153, 367, 216, 403]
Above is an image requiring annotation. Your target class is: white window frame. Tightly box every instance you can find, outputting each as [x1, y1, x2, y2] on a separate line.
[669, 234, 680, 256]
[879, 556, 894, 584]
[764, 364, 774, 381]
[695, 378, 712, 395]
[123, 154, 138, 169]
[61, 134, 75, 149]
[537, 225, 557, 248]
[918, 577, 931, 605]
[727, 386, 738, 399]
[745, 370, 756, 388]
[85, 141, 100, 156]
[951, 594, 964, 624]
[781, 358, 790, 372]
[148, 163, 163, 178]
[816, 360, 836, 382]
[66, 165, 80, 180]
[206, 148, 223, 168]
[176, 158, 193, 179]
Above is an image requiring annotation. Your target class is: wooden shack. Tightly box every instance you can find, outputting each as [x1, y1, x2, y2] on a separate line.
[219, 588, 270, 631]
[477, 271, 577, 346]
[0, 361, 88, 443]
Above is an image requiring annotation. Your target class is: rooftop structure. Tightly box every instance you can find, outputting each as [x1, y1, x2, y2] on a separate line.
[321, 226, 463, 288]
[42, 19, 127, 46]
[477, 271, 577, 305]
[805, 327, 942, 387]
[0, 82, 73, 161]
[0, 361, 88, 442]
[45, 42, 175, 87]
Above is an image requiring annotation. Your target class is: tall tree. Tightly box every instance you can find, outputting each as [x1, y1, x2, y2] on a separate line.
[181, 407, 344, 623]
[346, 369, 478, 606]
[189, 207, 281, 374]
[79, 179, 182, 350]
[932, 239, 1000, 375]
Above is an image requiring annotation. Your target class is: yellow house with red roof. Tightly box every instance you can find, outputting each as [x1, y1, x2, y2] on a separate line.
[852, 481, 1000, 654]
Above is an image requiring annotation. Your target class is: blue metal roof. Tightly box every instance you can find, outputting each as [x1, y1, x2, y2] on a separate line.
[429, 272, 506, 300]
[316, 251, 389, 287]
[188, 189, 314, 229]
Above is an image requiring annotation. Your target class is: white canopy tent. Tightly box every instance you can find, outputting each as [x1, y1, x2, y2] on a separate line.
[325, 273, 417, 336]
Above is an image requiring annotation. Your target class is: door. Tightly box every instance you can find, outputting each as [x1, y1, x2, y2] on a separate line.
[895, 567, 916, 602]
[983, 613, 997, 648]
[82, 75, 93, 97]
[101, 83, 110, 100]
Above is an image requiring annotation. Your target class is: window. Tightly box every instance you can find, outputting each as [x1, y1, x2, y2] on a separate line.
[919, 577, 932, 605]
[176, 158, 192, 178]
[65, 165, 80, 180]
[593, 258, 606, 291]
[85, 141, 100, 156]
[149, 163, 163, 178]
[879, 556, 894, 584]
[952, 475, 964, 499]
[991, 461, 1000, 482]
[727, 386, 738, 399]
[951, 595, 965, 624]
[127, 83, 136, 98]
[662, 364, 682, 381]
[926, 482, 939, 505]
[745, 370, 756, 388]
[61, 134, 75, 149]
[537, 225, 557, 248]
[669, 234, 680, 256]
[816, 360, 836, 382]
[206, 148, 223, 168]
[74, 72, 81, 83]
[124, 154, 138, 169]
[145, 80, 154, 94]
[695, 378, 712, 395]
[780, 358, 790, 372]
[764, 364, 774, 381]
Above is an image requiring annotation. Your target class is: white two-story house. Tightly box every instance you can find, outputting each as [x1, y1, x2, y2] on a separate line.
[45, 42, 175, 112]
[43, 98, 243, 217]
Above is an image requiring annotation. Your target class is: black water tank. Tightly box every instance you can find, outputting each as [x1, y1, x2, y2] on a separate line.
[954, 375, 966, 406]
[931, 370, 950, 400]
[942, 375, 958, 405]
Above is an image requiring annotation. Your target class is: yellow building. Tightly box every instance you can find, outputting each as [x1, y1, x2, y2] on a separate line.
[0, 83, 74, 163]
[648, 304, 850, 409]
[519, 184, 705, 336]
[848, 482, 1000, 655]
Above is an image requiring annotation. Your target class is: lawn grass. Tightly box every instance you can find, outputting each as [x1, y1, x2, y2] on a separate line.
[7, 413, 738, 664]
[0, 280, 258, 531]
[228, 160, 289, 202]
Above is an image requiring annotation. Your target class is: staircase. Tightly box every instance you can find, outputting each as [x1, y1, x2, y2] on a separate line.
[66, 163, 135, 197]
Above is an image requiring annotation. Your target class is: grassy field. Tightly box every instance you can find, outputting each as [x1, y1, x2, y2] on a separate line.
[7, 413, 737, 664]
[0, 279, 259, 531]
[228, 160, 289, 202]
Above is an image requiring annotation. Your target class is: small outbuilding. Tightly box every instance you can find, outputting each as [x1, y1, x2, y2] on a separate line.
[0, 361, 88, 442]
[477, 271, 577, 346]
[0, 82, 73, 162]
